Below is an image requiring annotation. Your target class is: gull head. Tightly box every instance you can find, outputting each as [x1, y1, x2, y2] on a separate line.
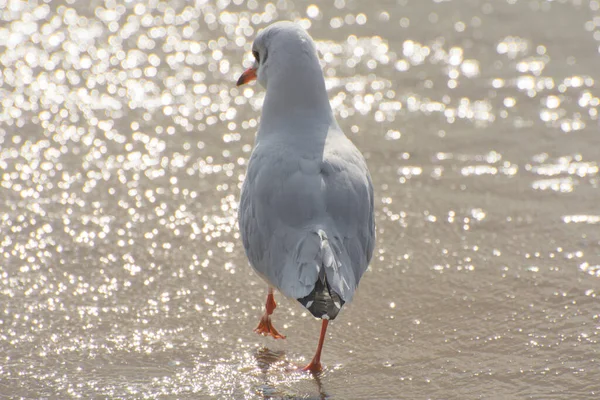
[236, 21, 321, 89]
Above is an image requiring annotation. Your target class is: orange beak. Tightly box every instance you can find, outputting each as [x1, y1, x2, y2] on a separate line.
[236, 67, 257, 86]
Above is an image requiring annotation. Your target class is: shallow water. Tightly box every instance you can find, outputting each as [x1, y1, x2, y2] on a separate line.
[1, 0, 599, 398]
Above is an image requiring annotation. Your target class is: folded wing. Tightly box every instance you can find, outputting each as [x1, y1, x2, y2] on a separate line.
[239, 135, 375, 309]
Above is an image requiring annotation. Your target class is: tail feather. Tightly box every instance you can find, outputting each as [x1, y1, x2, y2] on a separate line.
[297, 270, 345, 320]
[296, 229, 347, 320]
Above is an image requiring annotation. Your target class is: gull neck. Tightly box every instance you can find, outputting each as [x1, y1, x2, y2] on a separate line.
[258, 55, 333, 139]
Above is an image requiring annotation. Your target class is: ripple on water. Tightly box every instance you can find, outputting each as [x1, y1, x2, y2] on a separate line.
[1, 0, 600, 398]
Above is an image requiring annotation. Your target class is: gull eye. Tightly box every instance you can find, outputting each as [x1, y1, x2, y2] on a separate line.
[252, 50, 260, 63]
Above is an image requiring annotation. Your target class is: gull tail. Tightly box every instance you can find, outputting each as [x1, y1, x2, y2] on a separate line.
[298, 270, 345, 320]
[296, 229, 347, 320]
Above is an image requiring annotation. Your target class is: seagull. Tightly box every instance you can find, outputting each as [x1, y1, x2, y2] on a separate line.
[236, 21, 375, 373]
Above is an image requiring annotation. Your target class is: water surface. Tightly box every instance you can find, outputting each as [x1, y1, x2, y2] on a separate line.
[1, 0, 599, 398]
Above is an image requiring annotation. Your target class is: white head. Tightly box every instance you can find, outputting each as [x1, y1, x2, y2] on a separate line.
[236, 21, 333, 132]
[237, 21, 321, 88]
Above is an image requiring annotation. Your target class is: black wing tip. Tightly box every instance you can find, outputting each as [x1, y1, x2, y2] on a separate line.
[298, 278, 345, 320]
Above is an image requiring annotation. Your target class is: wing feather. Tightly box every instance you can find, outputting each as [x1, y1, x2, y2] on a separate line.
[238, 134, 374, 302]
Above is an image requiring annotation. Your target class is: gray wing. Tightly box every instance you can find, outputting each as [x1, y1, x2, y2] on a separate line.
[321, 136, 375, 289]
[238, 137, 375, 302]
[239, 142, 325, 298]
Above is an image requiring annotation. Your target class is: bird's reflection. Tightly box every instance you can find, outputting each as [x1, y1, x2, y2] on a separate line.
[254, 347, 286, 374]
[253, 347, 329, 399]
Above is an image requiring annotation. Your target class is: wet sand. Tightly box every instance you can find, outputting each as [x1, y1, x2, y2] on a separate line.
[1, 0, 599, 398]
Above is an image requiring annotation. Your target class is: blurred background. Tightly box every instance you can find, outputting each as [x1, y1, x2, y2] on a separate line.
[1, 0, 599, 398]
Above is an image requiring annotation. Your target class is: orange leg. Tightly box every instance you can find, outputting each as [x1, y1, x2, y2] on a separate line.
[302, 319, 329, 373]
[254, 287, 286, 339]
